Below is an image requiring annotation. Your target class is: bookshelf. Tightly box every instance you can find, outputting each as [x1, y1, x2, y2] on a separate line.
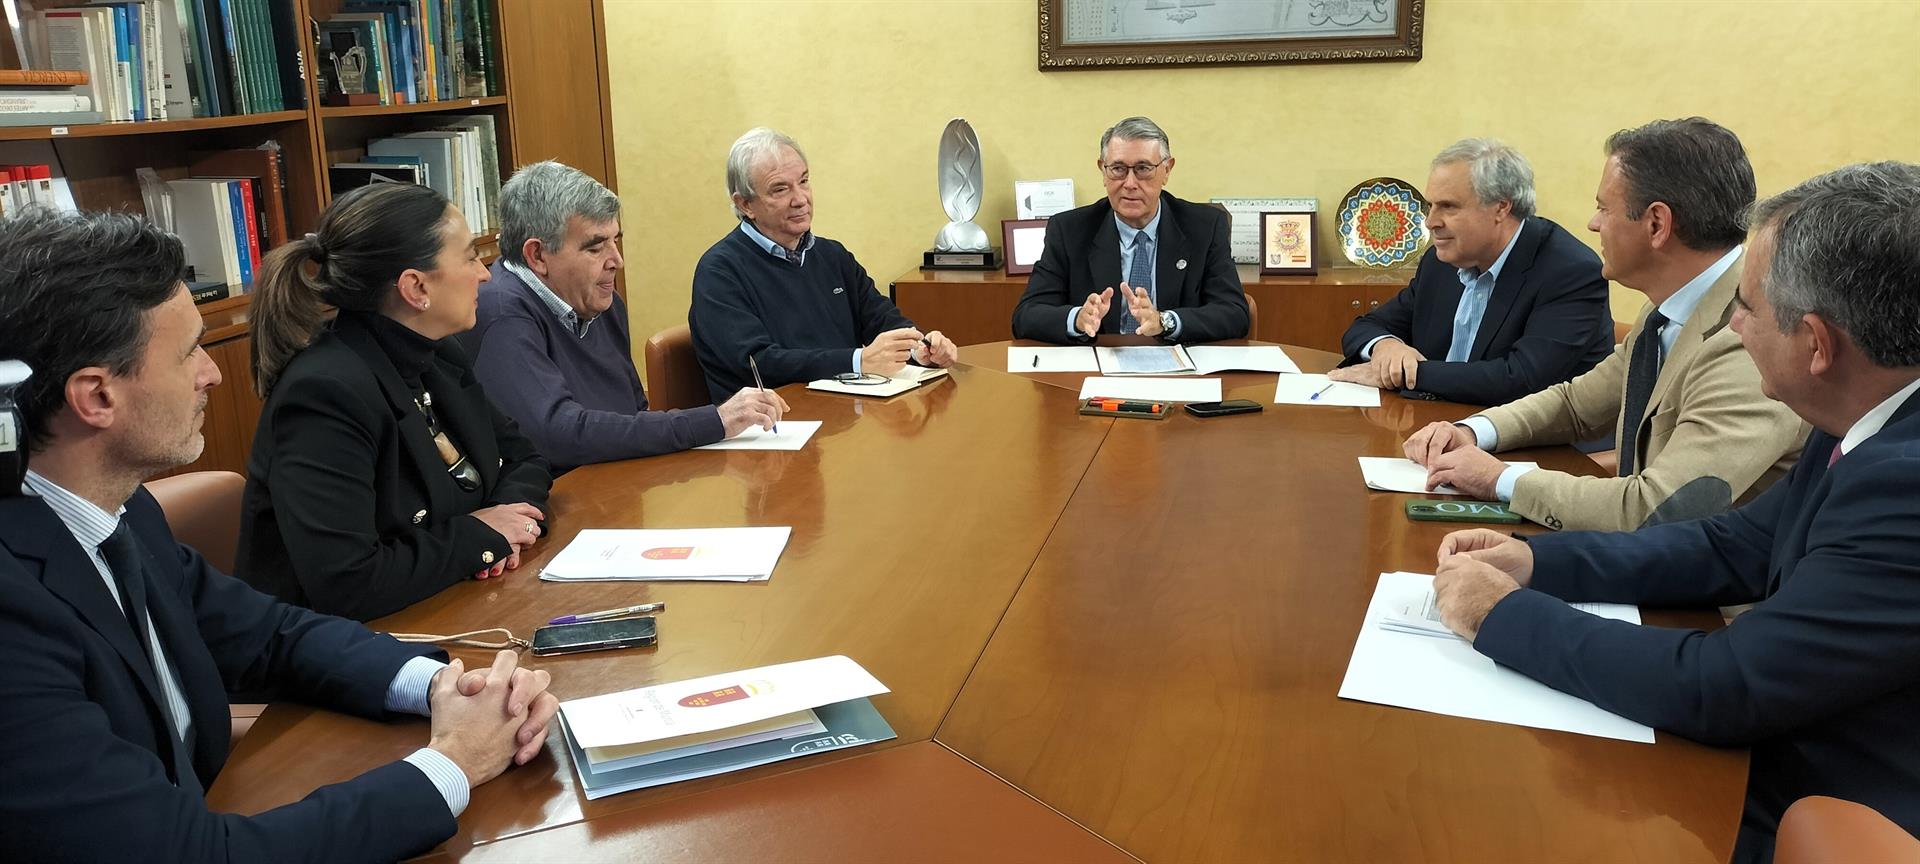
[0, 0, 619, 478]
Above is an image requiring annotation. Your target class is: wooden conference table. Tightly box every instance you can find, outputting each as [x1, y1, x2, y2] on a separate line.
[208, 339, 1747, 862]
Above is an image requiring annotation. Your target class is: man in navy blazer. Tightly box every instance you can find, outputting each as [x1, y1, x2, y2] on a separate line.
[1011, 116, 1249, 344]
[0, 209, 558, 862]
[1430, 162, 1920, 863]
[1334, 139, 1612, 405]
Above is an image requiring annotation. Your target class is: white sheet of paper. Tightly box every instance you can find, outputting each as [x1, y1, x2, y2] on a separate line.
[1009, 225, 1047, 267]
[539, 527, 793, 583]
[1007, 346, 1099, 373]
[1274, 374, 1381, 407]
[1015, 178, 1074, 219]
[1186, 345, 1302, 375]
[1339, 572, 1653, 743]
[561, 655, 890, 749]
[1357, 456, 1538, 496]
[693, 420, 822, 451]
[1095, 345, 1196, 375]
[1077, 376, 1222, 403]
[807, 366, 947, 398]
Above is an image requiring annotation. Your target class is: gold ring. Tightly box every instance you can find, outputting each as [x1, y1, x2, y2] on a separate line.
[525, 522, 537, 535]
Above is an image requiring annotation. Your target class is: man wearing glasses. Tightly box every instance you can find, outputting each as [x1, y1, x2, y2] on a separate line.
[1011, 116, 1249, 344]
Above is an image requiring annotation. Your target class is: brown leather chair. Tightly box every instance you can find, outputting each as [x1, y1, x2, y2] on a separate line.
[144, 470, 244, 574]
[1776, 796, 1920, 863]
[644, 324, 711, 411]
[141, 470, 262, 750]
[1245, 294, 1260, 341]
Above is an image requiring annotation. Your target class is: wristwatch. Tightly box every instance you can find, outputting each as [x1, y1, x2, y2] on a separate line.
[1158, 310, 1177, 339]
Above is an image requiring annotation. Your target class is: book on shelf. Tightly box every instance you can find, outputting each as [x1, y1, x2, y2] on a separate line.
[328, 161, 420, 193]
[0, 141, 80, 213]
[361, 118, 497, 232]
[316, 0, 494, 107]
[167, 176, 257, 290]
[0, 70, 90, 86]
[32, 0, 296, 121]
[190, 144, 288, 248]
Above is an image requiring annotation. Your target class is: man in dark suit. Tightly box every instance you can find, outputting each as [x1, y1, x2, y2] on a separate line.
[0, 209, 558, 862]
[1333, 139, 1613, 404]
[1011, 116, 1249, 344]
[1429, 162, 1920, 863]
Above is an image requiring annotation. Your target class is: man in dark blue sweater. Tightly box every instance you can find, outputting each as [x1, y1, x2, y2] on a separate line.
[690, 128, 958, 403]
[464, 161, 785, 473]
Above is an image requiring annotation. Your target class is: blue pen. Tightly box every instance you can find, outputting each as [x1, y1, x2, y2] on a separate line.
[748, 354, 778, 433]
[1308, 381, 1337, 401]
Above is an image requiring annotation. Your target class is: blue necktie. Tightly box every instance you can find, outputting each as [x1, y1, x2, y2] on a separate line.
[1446, 275, 1493, 362]
[1618, 310, 1670, 477]
[1120, 233, 1153, 333]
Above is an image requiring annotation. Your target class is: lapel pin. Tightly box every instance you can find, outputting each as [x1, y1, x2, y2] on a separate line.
[412, 509, 427, 524]
[1176, 259, 1188, 270]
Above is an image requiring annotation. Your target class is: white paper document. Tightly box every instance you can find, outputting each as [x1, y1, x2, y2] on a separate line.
[1357, 456, 1537, 496]
[807, 366, 947, 398]
[1008, 345, 1100, 373]
[1015, 178, 1074, 219]
[1078, 376, 1222, 403]
[1340, 572, 1653, 743]
[582, 709, 826, 772]
[1096, 345, 1196, 375]
[693, 420, 821, 451]
[560, 655, 891, 749]
[1274, 374, 1381, 407]
[1186, 345, 1302, 375]
[539, 527, 793, 583]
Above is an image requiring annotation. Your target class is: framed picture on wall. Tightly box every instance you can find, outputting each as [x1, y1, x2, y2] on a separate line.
[1003, 218, 1049, 276]
[1260, 211, 1318, 276]
[1038, 0, 1423, 70]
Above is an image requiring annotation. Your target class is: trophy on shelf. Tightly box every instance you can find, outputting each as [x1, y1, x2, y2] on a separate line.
[323, 38, 379, 107]
[923, 118, 1001, 270]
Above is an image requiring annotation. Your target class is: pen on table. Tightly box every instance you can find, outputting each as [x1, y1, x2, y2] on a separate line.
[1308, 381, 1337, 401]
[1031, 354, 1039, 368]
[747, 354, 778, 433]
[548, 602, 665, 626]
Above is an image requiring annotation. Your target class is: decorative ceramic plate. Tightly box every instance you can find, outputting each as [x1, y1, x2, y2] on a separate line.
[1336, 177, 1430, 268]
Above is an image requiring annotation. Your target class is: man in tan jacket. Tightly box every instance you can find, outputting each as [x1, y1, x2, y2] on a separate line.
[1404, 118, 1807, 531]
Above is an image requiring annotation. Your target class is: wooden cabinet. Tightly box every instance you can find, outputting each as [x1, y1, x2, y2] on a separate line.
[890, 265, 1410, 353]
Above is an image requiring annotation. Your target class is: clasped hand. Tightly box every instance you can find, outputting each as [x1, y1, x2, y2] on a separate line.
[470, 502, 546, 580]
[428, 649, 560, 787]
[861, 327, 957, 377]
[1402, 421, 1505, 500]
[1430, 529, 1535, 641]
[1329, 338, 1423, 390]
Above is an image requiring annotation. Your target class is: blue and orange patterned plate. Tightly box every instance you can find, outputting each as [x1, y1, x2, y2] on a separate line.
[1337, 177, 1430, 268]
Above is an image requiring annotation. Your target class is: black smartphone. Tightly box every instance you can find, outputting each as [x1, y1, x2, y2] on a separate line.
[530, 617, 658, 656]
[1184, 399, 1264, 418]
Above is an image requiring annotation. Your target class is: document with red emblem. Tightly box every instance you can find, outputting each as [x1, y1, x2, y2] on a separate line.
[538, 527, 793, 583]
[557, 656, 896, 798]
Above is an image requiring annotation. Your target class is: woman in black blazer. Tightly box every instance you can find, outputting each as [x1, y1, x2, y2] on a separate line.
[235, 183, 552, 621]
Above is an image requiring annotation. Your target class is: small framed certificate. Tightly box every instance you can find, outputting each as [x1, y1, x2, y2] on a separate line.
[1260, 211, 1318, 276]
[1002, 218, 1049, 276]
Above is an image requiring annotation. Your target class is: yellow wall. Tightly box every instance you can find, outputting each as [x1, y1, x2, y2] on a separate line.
[605, 0, 1920, 352]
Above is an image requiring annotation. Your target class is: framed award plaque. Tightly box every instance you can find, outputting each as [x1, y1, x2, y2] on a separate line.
[1260, 211, 1318, 276]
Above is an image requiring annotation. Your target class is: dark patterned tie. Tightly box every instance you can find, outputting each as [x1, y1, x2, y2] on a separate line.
[1120, 232, 1153, 333]
[99, 522, 198, 791]
[1617, 310, 1670, 477]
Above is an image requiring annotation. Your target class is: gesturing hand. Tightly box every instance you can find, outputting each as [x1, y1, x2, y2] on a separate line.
[1121, 283, 1162, 336]
[1076, 288, 1115, 338]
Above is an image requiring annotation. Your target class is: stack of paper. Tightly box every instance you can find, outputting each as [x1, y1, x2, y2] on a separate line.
[808, 365, 948, 397]
[1357, 457, 1538, 496]
[558, 656, 898, 798]
[1093, 344, 1303, 376]
[1095, 345, 1195, 375]
[693, 420, 822, 451]
[1340, 572, 1653, 742]
[539, 527, 793, 583]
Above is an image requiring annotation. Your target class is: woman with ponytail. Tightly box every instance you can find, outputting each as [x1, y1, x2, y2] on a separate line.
[235, 183, 552, 621]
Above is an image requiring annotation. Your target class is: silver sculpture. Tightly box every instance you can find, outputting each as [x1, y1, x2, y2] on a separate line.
[331, 46, 370, 96]
[933, 118, 992, 252]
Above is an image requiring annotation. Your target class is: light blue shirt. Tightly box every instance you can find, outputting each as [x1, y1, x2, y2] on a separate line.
[23, 471, 468, 817]
[1460, 245, 1745, 501]
[1362, 219, 1527, 362]
[737, 220, 894, 372]
[1066, 209, 1183, 340]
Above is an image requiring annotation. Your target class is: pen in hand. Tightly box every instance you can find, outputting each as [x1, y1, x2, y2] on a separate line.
[748, 354, 778, 433]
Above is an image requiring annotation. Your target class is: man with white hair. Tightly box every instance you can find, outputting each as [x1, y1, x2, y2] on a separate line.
[690, 128, 957, 403]
[465, 160, 785, 473]
[1011, 116, 1249, 344]
[1404, 119, 1806, 532]
[1333, 138, 1614, 404]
